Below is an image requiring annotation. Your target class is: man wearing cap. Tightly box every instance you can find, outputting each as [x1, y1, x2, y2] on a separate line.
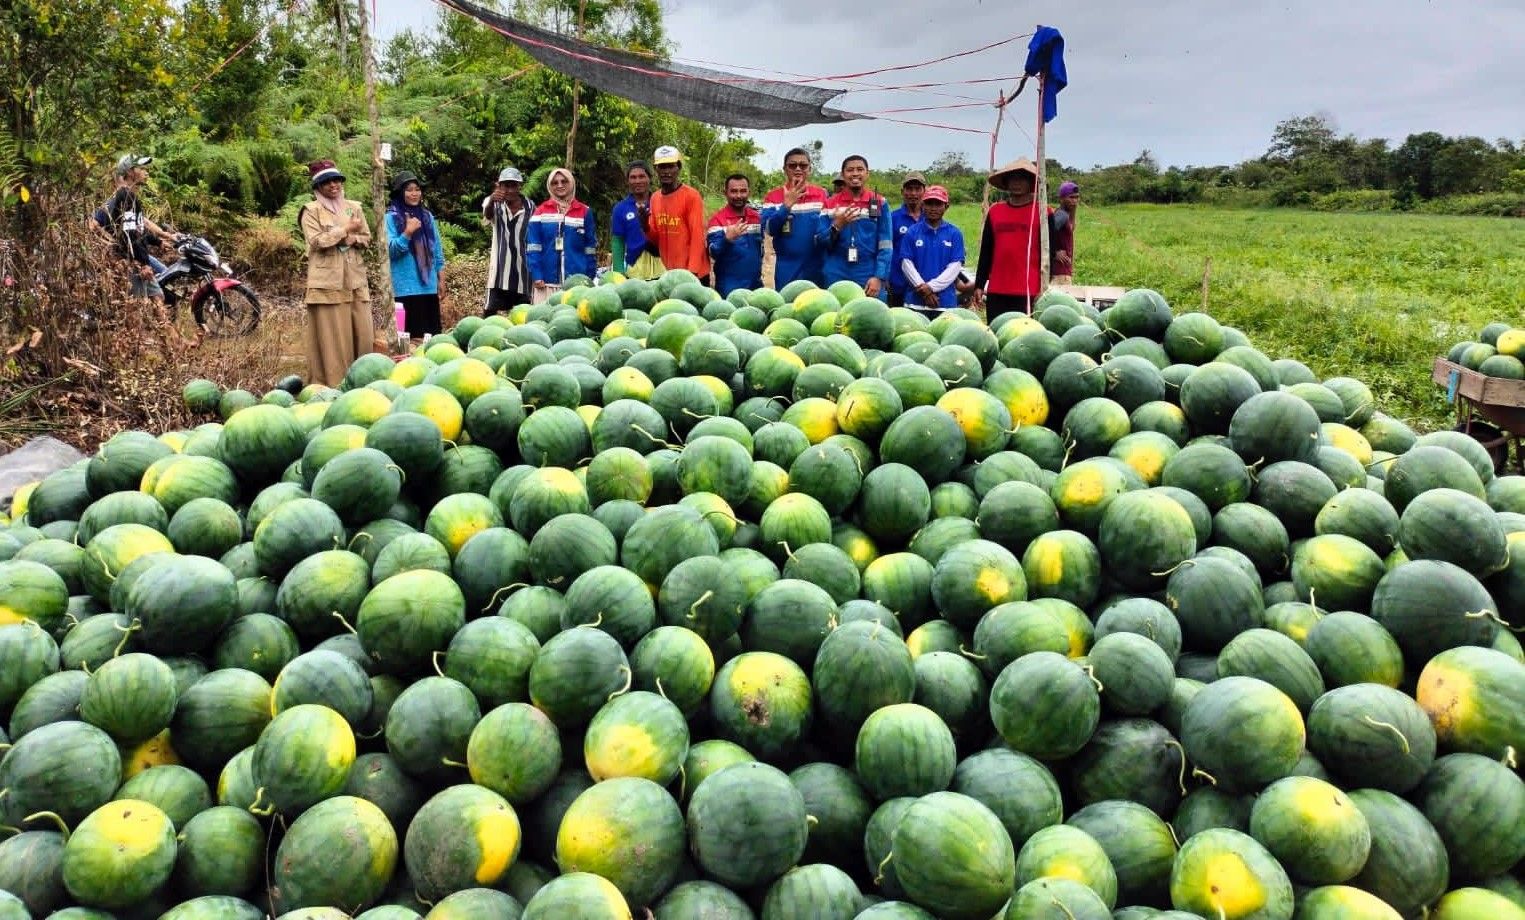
[761, 147, 829, 289]
[887, 172, 926, 307]
[99, 154, 171, 297]
[481, 166, 535, 316]
[816, 154, 892, 299]
[1051, 180, 1079, 285]
[644, 146, 709, 283]
[899, 185, 965, 315]
[974, 158, 1047, 320]
[706, 174, 763, 296]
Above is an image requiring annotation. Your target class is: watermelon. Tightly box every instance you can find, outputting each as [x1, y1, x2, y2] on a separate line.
[789, 762, 874, 867]
[250, 703, 356, 815]
[273, 795, 398, 914]
[61, 798, 177, 910]
[1348, 788, 1450, 917]
[173, 806, 265, 899]
[990, 651, 1101, 760]
[1248, 775, 1371, 885]
[812, 620, 915, 730]
[555, 776, 685, 908]
[1016, 824, 1117, 908]
[1069, 718, 1187, 818]
[466, 703, 561, 805]
[1416, 645, 1525, 759]
[891, 792, 1015, 920]
[520, 871, 630, 919]
[854, 702, 956, 801]
[686, 761, 808, 889]
[1414, 753, 1525, 881]
[405, 784, 522, 900]
[1168, 828, 1293, 920]
[1180, 676, 1304, 791]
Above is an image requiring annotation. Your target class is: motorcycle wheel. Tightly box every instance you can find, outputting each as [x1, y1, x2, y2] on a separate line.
[204, 284, 262, 337]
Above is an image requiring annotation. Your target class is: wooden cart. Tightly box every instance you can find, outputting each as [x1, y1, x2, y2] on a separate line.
[1432, 357, 1525, 474]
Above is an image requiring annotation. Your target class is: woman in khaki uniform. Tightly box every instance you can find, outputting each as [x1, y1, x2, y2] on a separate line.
[300, 159, 373, 386]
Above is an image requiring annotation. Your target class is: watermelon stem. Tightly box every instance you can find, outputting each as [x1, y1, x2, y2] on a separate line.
[1149, 559, 1193, 578]
[1504, 747, 1518, 770]
[1463, 608, 1509, 628]
[873, 850, 893, 886]
[958, 644, 987, 661]
[1164, 739, 1189, 796]
[1361, 716, 1411, 754]
[248, 787, 274, 817]
[1191, 766, 1218, 786]
[332, 612, 358, 636]
[432, 650, 446, 678]
[686, 591, 714, 620]
[385, 462, 407, 485]
[607, 665, 632, 701]
[112, 617, 142, 658]
[440, 758, 467, 768]
[654, 677, 668, 699]
[21, 810, 69, 839]
[1081, 664, 1104, 693]
[485, 582, 531, 614]
[629, 423, 678, 450]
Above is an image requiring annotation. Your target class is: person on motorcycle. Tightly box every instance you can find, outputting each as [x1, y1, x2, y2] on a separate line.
[97, 154, 172, 300]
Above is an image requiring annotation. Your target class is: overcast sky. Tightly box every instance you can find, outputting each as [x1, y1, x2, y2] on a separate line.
[377, 0, 1525, 174]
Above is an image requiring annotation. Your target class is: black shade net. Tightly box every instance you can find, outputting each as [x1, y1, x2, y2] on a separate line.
[435, 0, 864, 129]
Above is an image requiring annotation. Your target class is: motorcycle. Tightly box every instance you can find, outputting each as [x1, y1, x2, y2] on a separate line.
[156, 235, 261, 337]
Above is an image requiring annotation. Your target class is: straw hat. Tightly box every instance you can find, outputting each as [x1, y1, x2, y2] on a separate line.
[988, 158, 1039, 190]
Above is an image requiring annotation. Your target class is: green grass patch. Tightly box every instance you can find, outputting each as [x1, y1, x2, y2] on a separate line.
[945, 203, 1525, 429]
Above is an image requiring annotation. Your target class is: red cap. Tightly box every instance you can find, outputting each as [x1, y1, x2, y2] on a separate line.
[923, 185, 950, 204]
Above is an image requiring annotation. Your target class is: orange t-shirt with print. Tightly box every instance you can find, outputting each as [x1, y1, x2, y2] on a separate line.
[647, 184, 711, 277]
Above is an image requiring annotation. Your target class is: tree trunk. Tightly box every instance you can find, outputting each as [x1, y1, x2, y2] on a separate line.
[356, 0, 391, 321]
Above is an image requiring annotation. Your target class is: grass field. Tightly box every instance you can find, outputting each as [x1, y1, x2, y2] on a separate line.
[945, 203, 1525, 429]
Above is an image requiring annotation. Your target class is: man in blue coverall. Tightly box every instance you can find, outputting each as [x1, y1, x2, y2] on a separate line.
[707, 174, 763, 295]
[816, 154, 892, 299]
[761, 147, 829, 289]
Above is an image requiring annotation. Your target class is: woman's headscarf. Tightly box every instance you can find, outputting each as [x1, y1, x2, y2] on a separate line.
[546, 167, 578, 212]
[387, 178, 438, 286]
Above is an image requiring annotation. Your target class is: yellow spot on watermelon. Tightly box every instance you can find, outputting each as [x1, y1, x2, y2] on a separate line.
[1028, 540, 1066, 588]
[586, 724, 660, 782]
[11, 481, 37, 518]
[473, 806, 522, 884]
[1416, 659, 1472, 742]
[974, 566, 1012, 603]
[0, 606, 25, 625]
[1321, 423, 1373, 465]
[1288, 777, 1352, 825]
[1197, 852, 1267, 918]
[1497, 328, 1525, 358]
[122, 729, 181, 778]
[158, 432, 189, 453]
[1041, 858, 1090, 885]
[577, 405, 602, 430]
[543, 467, 584, 495]
[1117, 444, 1167, 485]
[1060, 470, 1105, 509]
[727, 653, 792, 698]
[1311, 539, 1358, 577]
[91, 799, 172, 854]
[319, 714, 357, 768]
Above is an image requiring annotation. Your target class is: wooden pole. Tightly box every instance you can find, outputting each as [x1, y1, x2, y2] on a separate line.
[356, 0, 391, 322]
[1036, 72, 1050, 290]
[565, 0, 587, 168]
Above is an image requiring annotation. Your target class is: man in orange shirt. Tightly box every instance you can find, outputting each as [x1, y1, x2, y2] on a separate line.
[645, 145, 711, 284]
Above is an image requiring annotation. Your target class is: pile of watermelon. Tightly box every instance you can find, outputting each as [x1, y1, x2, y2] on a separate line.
[1447, 322, 1525, 378]
[1, 271, 1523, 920]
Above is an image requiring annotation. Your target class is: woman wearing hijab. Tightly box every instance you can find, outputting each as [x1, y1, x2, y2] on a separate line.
[386, 170, 445, 338]
[526, 167, 596, 300]
[299, 159, 373, 386]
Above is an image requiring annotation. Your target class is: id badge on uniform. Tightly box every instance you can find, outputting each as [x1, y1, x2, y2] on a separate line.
[847, 244, 859, 264]
[783, 216, 792, 235]
[554, 233, 564, 252]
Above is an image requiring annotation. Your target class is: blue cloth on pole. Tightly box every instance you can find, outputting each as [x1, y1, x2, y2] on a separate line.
[1024, 26, 1067, 122]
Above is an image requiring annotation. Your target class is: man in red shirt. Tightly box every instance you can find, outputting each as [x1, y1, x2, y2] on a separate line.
[973, 157, 1046, 321]
[644, 145, 711, 284]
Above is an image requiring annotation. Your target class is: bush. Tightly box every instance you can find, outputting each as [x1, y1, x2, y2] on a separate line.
[1412, 193, 1525, 218]
[229, 217, 303, 294]
[1309, 190, 1396, 212]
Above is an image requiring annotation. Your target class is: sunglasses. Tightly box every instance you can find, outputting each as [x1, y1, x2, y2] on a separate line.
[785, 162, 810, 170]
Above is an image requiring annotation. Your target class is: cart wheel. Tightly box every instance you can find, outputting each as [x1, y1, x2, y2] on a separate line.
[1453, 419, 1510, 476]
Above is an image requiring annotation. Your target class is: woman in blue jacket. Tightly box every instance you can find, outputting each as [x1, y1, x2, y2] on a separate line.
[527, 167, 597, 298]
[386, 170, 446, 337]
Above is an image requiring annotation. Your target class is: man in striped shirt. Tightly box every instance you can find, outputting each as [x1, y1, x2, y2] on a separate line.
[707, 174, 763, 296]
[480, 166, 534, 315]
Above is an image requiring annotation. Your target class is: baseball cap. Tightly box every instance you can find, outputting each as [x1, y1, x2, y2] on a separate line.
[497, 167, 525, 184]
[115, 154, 152, 176]
[653, 146, 682, 165]
[923, 185, 950, 204]
[1059, 181, 1080, 197]
[902, 172, 927, 187]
